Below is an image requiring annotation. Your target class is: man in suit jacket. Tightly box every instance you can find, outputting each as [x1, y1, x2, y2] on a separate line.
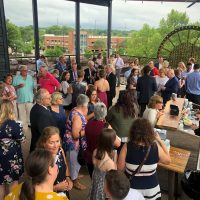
[30, 89, 56, 152]
[105, 64, 117, 108]
[161, 69, 179, 104]
[136, 65, 157, 116]
[69, 62, 78, 83]
[84, 60, 96, 85]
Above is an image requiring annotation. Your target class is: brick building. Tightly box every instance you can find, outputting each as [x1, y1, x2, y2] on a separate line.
[44, 31, 128, 54]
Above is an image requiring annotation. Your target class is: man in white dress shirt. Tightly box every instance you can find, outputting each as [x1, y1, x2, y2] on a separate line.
[115, 54, 124, 87]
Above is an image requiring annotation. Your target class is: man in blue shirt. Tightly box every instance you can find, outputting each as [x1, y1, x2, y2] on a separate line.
[13, 65, 36, 127]
[186, 63, 200, 105]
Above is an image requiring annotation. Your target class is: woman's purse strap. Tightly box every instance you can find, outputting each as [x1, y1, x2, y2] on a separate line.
[129, 145, 151, 179]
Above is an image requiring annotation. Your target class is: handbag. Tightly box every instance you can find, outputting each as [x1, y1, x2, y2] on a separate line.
[77, 132, 86, 166]
[181, 170, 200, 200]
[125, 145, 151, 180]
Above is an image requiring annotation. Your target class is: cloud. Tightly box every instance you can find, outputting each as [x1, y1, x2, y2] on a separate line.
[4, 0, 200, 30]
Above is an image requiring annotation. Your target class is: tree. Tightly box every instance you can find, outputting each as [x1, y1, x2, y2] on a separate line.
[93, 39, 106, 50]
[22, 43, 32, 54]
[45, 25, 74, 35]
[159, 9, 189, 37]
[19, 25, 34, 42]
[127, 24, 161, 58]
[116, 40, 128, 55]
[84, 48, 93, 59]
[6, 19, 24, 52]
[45, 46, 65, 57]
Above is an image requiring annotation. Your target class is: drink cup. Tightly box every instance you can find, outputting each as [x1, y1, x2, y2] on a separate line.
[184, 99, 189, 107]
[171, 93, 177, 101]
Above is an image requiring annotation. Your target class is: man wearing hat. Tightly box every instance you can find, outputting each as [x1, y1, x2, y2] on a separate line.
[13, 65, 36, 127]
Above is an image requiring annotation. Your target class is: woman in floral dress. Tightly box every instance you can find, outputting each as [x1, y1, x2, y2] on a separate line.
[0, 100, 25, 199]
[63, 94, 89, 190]
[3, 73, 18, 118]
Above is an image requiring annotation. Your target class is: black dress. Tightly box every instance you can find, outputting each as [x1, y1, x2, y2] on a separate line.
[55, 148, 69, 198]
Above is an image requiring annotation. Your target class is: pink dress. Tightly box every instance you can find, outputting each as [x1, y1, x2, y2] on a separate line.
[97, 90, 108, 108]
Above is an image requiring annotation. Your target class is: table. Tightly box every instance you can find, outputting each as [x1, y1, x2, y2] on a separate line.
[157, 98, 185, 130]
[159, 146, 191, 200]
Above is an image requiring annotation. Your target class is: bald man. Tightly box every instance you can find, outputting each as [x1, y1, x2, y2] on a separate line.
[161, 69, 179, 104]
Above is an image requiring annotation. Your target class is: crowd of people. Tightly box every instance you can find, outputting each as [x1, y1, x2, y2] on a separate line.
[0, 53, 200, 200]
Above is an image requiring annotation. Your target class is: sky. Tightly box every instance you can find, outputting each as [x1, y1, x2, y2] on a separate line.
[4, 0, 200, 30]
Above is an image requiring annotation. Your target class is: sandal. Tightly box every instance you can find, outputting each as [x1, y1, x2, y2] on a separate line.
[78, 174, 84, 179]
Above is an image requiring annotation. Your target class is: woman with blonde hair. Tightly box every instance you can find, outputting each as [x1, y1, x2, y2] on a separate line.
[37, 126, 73, 198]
[0, 100, 25, 199]
[155, 68, 169, 95]
[50, 92, 66, 140]
[143, 95, 164, 127]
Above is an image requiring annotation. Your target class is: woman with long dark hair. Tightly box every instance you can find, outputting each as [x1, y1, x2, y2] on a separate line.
[89, 128, 118, 200]
[5, 149, 68, 200]
[86, 85, 99, 120]
[118, 118, 171, 200]
[60, 71, 72, 111]
[106, 89, 139, 152]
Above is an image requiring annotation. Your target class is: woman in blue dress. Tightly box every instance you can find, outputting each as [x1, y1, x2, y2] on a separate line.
[50, 92, 67, 140]
[0, 100, 25, 199]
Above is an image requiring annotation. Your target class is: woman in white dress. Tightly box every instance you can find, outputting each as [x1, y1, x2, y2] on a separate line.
[60, 71, 72, 111]
[155, 69, 169, 96]
[143, 95, 164, 127]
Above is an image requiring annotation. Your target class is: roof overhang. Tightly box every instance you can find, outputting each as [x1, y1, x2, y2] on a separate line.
[66, 0, 111, 7]
[125, 0, 196, 2]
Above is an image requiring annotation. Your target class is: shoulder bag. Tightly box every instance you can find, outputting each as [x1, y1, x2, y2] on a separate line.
[126, 145, 151, 180]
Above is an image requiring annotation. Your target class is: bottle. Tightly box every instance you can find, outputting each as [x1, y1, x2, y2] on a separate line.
[165, 139, 170, 152]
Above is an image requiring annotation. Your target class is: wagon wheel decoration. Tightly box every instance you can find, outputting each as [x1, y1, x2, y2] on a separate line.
[157, 25, 200, 68]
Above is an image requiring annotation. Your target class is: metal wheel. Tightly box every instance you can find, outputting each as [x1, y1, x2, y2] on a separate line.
[157, 26, 200, 68]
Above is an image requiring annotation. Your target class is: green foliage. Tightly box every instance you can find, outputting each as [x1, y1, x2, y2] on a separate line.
[127, 24, 161, 57]
[6, 19, 23, 52]
[19, 25, 34, 42]
[159, 9, 189, 37]
[93, 39, 106, 50]
[45, 25, 74, 35]
[5, 9, 200, 59]
[84, 48, 93, 59]
[22, 43, 32, 54]
[44, 46, 65, 57]
[81, 28, 132, 36]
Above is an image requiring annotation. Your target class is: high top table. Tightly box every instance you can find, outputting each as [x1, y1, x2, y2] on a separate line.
[157, 98, 185, 130]
[159, 146, 191, 200]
